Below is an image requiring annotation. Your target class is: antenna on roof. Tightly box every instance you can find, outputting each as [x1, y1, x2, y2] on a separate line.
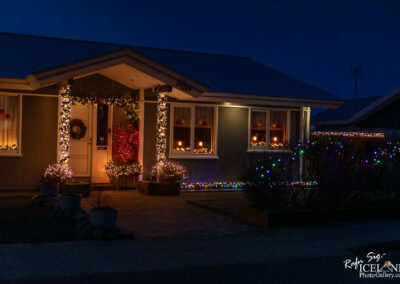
[351, 65, 362, 99]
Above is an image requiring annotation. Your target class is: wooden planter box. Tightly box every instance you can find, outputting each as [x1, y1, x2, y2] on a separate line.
[109, 175, 139, 190]
[240, 206, 400, 228]
[138, 180, 180, 196]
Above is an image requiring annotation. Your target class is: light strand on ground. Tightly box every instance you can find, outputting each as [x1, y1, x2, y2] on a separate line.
[58, 85, 72, 164]
[312, 131, 385, 138]
[180, 181, 318, 191]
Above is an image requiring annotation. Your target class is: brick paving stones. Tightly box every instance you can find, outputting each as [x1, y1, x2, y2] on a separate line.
[2, 191, 400, 280]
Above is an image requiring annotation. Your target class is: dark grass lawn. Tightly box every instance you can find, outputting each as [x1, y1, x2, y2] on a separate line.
[0, 195, 78, 243]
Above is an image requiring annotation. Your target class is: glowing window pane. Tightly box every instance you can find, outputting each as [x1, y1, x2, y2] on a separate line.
[270, 111, 286, 148]
[250, 111, 266, 147]
[194, 107, 214, 154]
[173, 107, 191, 152]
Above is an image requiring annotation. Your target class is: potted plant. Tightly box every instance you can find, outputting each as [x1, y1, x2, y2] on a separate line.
[138, 160, 188, 195]
[40, 163, 72, 197]
[105, 161, 142, 189]
[88, 189, 118, 228]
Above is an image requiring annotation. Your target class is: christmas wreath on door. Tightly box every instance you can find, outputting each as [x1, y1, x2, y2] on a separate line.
[70, 119, 87, 139]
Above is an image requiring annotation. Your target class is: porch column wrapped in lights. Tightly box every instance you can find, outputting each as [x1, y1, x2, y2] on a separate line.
[58, 85, 72, 164]
[155, 89, 168, 166]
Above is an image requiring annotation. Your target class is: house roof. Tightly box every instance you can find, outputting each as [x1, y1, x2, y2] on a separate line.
[312, 86, 400, 126]
[0, 32, 340, 102]
[312, 96, 381, 123]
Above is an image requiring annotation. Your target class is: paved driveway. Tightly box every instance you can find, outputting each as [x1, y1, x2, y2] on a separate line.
[82, 191, 252, 239]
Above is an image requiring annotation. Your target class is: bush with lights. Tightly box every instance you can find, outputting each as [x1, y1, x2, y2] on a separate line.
[244, 133, 400, 211]
[105, 160, 142, 177]
[150, 160, 188, 182]
[41, 163, 73, 184]
[298, 134, 400, 209]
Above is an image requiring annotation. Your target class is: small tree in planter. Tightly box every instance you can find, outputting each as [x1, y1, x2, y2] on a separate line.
[138, 160, 188, 195]
[106, 125, 141, 189]
[87, 189, 118, 229]
[40, 163, 72, 197]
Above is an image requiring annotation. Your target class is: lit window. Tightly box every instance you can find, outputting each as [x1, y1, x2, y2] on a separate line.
[249, 109, 288, 150]
[194, 106, 214, 154]
[171, 104, 217, 157]
[250, 111, 267, 147]
[0, 95, 21, 156]
[173, 107, 191, 152]
[270, 111, 286, 148]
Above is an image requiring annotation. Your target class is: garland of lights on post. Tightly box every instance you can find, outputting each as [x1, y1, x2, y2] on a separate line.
[155, 88, 168, 165]
[58, 85, 72, 164]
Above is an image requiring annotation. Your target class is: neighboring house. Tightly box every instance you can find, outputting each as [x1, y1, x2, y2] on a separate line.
[0, 32, 341, 190]
[312, 87, 400, 132]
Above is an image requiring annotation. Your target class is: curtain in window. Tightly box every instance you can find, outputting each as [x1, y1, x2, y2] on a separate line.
[0, 95, 19, 150]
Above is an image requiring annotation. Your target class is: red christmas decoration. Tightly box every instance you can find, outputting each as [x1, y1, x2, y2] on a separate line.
[4, 114, 11, 120]
[112, 125, 139, 164]
[96, 96, 104, 104]
[0, 109, 3, 116]
[202, 121, 208, 127]
[175, 120, 182, 127]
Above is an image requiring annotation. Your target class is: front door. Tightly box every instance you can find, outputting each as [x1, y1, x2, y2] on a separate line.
[91, 104, 113, 183]
[70, 104, 92, 177]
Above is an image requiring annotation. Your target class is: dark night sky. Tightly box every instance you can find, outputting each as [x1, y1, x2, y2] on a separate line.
[0, 0, 399, 100]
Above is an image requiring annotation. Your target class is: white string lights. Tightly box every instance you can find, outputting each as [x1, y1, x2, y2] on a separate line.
[58, 85, 72, 164]
[156, 89, 168, 165]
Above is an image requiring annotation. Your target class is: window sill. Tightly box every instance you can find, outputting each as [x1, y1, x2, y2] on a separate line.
[247, 148, 291, 153]
[169, 154, 219, 159]
[0, 151, 23, 157]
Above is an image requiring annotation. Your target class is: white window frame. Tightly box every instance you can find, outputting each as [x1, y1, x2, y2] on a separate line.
[247, 108, 291, 152]
[169, 102, 219, 159]
[0, 94, 23, 157]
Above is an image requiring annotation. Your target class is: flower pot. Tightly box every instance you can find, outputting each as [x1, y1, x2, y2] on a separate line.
[109, 174, 139, 189]
[59, 194, 81, 210]
[40, 183, 58, 197]
[90, 208, 118, 228]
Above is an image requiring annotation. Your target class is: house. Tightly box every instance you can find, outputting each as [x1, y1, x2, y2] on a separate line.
[0, 32, 342, 190]
[312, 87, 400, 134]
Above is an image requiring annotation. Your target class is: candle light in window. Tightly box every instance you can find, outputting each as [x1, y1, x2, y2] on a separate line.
[198, 141, 203, 147]
[177, 141, 183, 147]
[252, 136, 258, 142]
[272, 136, 278, 142]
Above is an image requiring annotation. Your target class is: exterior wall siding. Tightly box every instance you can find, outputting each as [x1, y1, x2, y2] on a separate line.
[0, 96, 58, 190]
[142, 102, 157, 175]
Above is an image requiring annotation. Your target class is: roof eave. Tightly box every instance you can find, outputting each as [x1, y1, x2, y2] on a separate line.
[200, 92, 344, 108]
